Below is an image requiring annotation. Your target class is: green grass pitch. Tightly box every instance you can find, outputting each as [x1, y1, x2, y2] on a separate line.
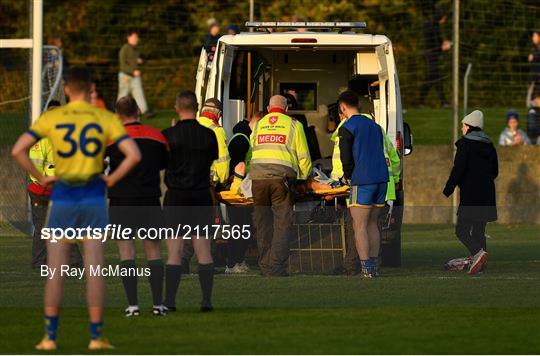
[1, 224, 539, 354]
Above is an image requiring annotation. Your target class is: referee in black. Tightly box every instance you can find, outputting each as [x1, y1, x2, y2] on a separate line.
[107, 96, 169, 316]
[162, 90, 218, 312]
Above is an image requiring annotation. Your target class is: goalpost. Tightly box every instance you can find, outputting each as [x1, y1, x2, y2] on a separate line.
[0, 0, 43, 124]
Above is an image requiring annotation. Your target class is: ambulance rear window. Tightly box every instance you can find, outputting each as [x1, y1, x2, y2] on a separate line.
[279, 82, 317, 111]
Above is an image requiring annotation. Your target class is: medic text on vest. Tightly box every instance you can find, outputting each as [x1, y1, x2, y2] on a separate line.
[258, 134, 286, 144]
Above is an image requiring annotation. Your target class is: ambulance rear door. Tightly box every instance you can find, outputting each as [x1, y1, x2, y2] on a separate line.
[194, 47, 210, 111]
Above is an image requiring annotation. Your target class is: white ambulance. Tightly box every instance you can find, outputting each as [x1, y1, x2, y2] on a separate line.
[195, 22, 413, 266]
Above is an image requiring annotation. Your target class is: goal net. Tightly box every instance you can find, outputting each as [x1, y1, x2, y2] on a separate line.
[41, 45, 66, 109]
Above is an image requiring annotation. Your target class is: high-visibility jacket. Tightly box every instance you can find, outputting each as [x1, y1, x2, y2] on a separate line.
[383, 130, 401, 201]
[330, 119, 347, 181]
[331, 113, 374, 181]
[250, 109, 312, 180]
[197, 116, 230, 184]
[28, 138, 55, 194]
[228, 132, 252, 171]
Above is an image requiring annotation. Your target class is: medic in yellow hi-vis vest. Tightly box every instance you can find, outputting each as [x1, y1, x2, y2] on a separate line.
[28, 138, 55, 195]
[197, 98, 230, 184]
[250, 95, 312, 276]
[250, 109, 312, 180]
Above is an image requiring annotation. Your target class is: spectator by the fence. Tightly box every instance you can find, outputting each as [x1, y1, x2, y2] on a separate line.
[227, 24, 240, 35]
[498, 110, 531, 146]
[527, 31, 540, 106]
[419, 9, 451, 108]
[204, 19, 220, 63]
[118, 29, 154, 118]
[443, 110, 498, 275]
[48, 36, 69, 78]
[527, 92, 540, 143]
[90, 84, 106, 109]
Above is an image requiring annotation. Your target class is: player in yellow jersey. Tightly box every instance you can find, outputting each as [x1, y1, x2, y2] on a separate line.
[11, 67, 141, 351]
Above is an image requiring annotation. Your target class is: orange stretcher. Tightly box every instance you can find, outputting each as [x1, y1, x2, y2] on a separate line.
[216, 185, 350, 206]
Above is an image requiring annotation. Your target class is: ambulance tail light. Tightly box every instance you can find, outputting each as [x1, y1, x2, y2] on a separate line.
[396, 131, 403, 152]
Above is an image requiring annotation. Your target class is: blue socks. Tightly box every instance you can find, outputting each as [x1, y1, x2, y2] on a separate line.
[90, 321, 103, 340]
[361, 259, 377, 275]
[44, 315, 59, 341]
[45, 315, 103, 341]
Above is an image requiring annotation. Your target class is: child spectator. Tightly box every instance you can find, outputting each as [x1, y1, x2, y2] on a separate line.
[499, 110, 531, 146]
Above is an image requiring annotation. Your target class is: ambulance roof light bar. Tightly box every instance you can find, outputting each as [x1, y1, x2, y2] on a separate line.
[244, 21, 367, 32]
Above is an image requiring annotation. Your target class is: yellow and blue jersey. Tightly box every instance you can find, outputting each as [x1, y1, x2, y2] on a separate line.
[28, 100, 128, 183]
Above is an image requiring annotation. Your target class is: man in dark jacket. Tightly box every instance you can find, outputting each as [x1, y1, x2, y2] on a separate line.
[204, 19, 220, 63]
[444, 110, 498, 275]
[224, 111, 263, 274]
[527, 31, 540, 104]
[419, 10, 451, 107]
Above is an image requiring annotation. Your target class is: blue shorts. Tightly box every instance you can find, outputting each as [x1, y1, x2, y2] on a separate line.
[47, 178, 108, 230]
[348, 183, 387, 208]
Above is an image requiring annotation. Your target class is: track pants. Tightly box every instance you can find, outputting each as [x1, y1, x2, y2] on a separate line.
[252, 179, 293, 276]
[419, 54, 446, 105]
[455, 214, 487, 256]
[117, 72, 148, 113]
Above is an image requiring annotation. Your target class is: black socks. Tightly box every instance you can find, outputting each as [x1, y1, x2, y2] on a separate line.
[163, 264, 182, 308]
[120, 259, 137, 306]
[198, 263, 214, 310]
[148, 259, 164, 306]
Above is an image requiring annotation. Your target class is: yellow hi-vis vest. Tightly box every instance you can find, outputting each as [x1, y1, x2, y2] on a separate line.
[383, 130, 401, 201]
[250, 111, 312, 180]
[330, 118, 347, 180]
[197, 116, 230, 184]
[331, 114, 374, 181]
[29, 138, 55, 183]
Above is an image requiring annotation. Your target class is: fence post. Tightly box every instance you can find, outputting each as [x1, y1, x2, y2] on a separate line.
[451, 0, 460, 224]
[31, 0, 43, 124]
[463, 63, 472, 116]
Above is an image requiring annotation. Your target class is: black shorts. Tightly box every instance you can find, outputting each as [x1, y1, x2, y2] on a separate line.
[163, 188, 214, 231]
[109, 197, 165, 235]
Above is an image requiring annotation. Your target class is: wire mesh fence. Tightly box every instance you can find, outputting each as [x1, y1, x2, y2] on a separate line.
[0, 0, 539, 233]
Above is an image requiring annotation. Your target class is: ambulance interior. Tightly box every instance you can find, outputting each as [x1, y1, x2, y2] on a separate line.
[215, 46, 388, 162]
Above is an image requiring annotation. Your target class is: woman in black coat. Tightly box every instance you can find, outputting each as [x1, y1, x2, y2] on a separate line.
[443, 110, 498, 274]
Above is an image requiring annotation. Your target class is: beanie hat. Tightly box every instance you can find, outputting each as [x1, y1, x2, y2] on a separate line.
[462, 110, 484, 129]
[506, 110, 519, 123]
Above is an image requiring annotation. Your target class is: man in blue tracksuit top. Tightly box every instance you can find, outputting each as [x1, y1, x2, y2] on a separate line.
[338, 90, 389, 277]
